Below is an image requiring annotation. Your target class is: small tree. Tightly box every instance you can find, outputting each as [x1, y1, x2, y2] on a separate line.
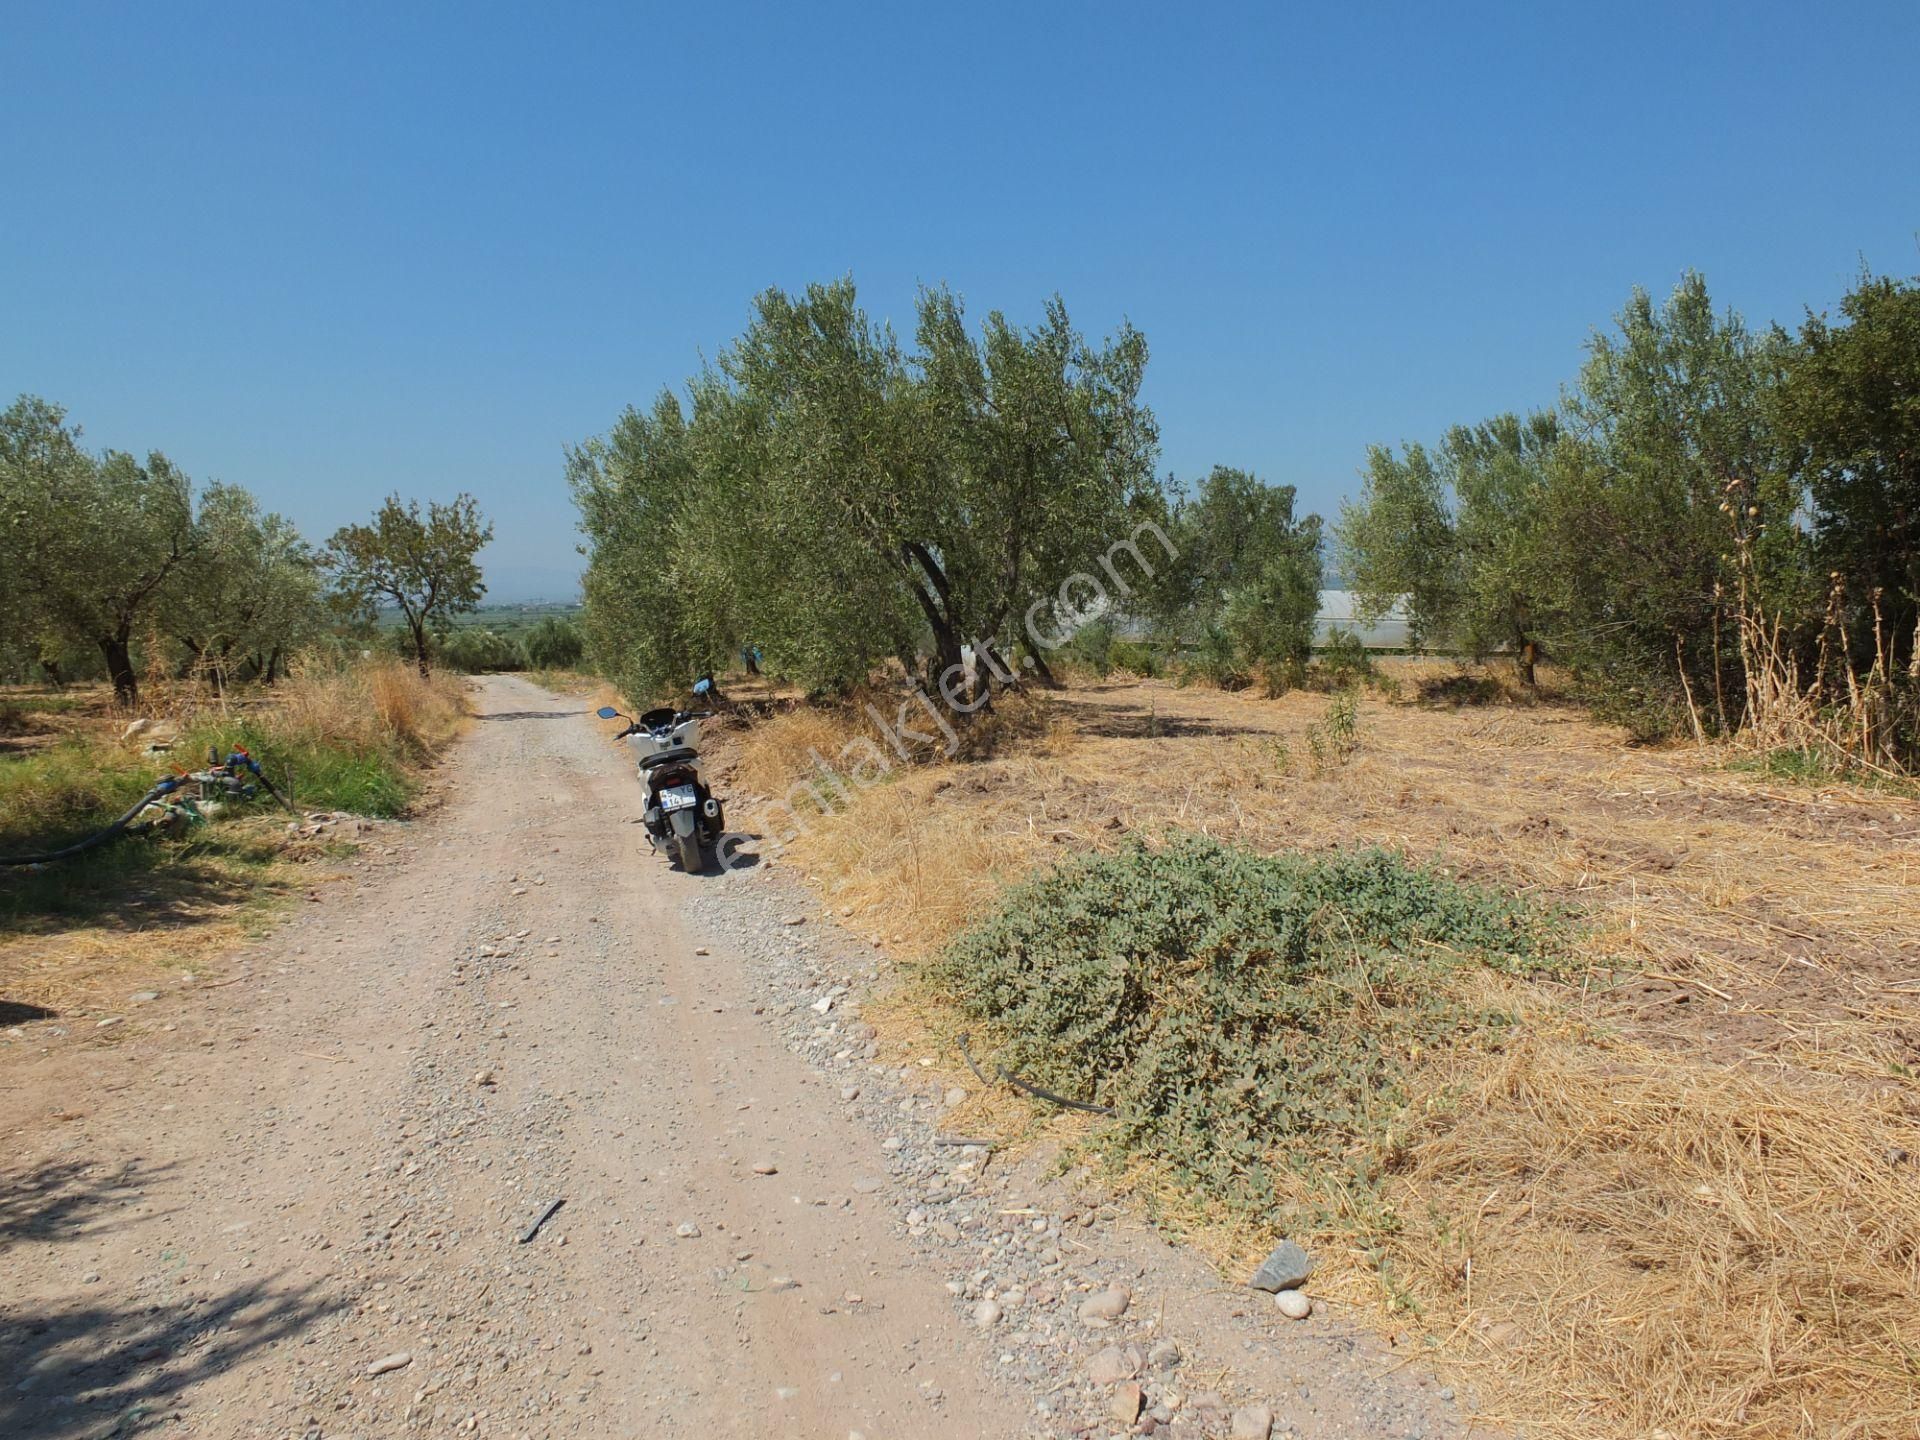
[1339, 442, 1461, 651]
[326, 495, 492, 675]
[1158, 466, 1323, 688]
[1340, 415, 1558, 685]
[522, 615, 585, 670]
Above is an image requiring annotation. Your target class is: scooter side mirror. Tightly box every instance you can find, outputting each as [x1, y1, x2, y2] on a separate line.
[596, 706, 621, 720]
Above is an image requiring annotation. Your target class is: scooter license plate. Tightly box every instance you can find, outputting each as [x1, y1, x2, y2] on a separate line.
[660, 784, 698, 812]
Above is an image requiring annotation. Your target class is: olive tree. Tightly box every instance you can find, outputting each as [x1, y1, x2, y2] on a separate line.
[0, 395, 198, 705]
[1340, 414, 1558, 684]
[326, 494, 492, 675]
[166, 482, 323, 687]
[1774, 270, 1920, 674]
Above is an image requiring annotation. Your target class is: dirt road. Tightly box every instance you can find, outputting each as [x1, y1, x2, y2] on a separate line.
[1, 676, 1035, 1438]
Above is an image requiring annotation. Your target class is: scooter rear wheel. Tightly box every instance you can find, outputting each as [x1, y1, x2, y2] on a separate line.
[674, 831, 703, 874]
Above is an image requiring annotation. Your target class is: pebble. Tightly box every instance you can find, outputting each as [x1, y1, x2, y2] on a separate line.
[1274, 1289, 1313, 1320]
[675, 1222, 701, 1238]
[1108, 1381, 1143, 1424]
[366, 1351, 413, 1377]
[971, 1298, 1002, 1330]
[1077, 1284, 1132, 1323]
[129, 991, 160, 1003]
[751, 1161, 779, 1175]
[1230, 1404, 1275, 1439]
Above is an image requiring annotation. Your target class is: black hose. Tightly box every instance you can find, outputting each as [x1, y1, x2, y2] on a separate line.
[0, 781, 178, 867]
[956, 1031, 1116, 1116]
[0, 753, 299, 868]
[254, 770, 299, 813]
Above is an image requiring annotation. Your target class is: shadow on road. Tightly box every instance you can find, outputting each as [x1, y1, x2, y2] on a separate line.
[1, 1155, 345, 1439]
[0, 1157, 182, 1248]
[0, 1272, 343, 1439]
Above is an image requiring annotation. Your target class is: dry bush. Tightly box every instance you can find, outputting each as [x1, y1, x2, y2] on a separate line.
[730, 703, 871, 804]
[269, 656, 466, 761]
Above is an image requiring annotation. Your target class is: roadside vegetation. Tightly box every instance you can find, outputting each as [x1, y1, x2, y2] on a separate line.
[717, 669, 1920, 1439]
[1341, 270, 1920, 774]
[578, 269, 1920, 774]
[0, 656, 466, 1024]
[570, 269, 1919, 1436]
[1, 399, 493, 1007]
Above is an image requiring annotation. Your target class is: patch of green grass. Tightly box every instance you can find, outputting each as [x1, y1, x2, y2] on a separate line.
[927, 833, 1566, 1224]
[0, 740, 160, 852]
[180, 719, 416, 817]
[1729, 746, 1920, 796]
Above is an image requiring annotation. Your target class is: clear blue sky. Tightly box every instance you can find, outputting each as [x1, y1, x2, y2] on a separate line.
[5, 2, 1916, 600]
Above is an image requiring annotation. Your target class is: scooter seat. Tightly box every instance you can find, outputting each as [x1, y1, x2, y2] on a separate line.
[640, 747, 698, 770]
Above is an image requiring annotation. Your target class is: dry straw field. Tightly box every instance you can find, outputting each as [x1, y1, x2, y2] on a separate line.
[715, 662, 1920, 1440]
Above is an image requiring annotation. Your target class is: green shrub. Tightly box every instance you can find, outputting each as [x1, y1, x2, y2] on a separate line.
[523, 615, 586, 670]
[1107, 637, 1164, 678]
[929, 834, 1562, 1220]
[1060, 619, 1115, 676]
[1176, 627, 1249, 689]
[1314, 627, 1376, 688]
[436, 626, 527, 673]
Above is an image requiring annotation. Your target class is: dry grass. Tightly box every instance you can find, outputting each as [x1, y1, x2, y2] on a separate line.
[715, 662, 1920, 1440]
[1386, 1034, 1920, 1439]
[267, 655, 467, 762]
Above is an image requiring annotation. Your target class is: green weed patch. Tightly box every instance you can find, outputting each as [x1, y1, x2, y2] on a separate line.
[928, 833, 1565, 1220]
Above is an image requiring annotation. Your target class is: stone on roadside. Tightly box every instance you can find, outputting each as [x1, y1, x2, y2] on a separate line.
[675, 1222, 701, 1238]
[1108, 1381, 1143, 1424]
[1248, 1239, 1315, 1292]
[971, 1298, 1002, 1330]
[751, 1161, 778, 1175]
[1077, 1283, 1131, 1323]
[1085, 1344, 1137, 1385]
[1230, 1404, 1274, 1439]
[366, 1351, 413, 1377]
